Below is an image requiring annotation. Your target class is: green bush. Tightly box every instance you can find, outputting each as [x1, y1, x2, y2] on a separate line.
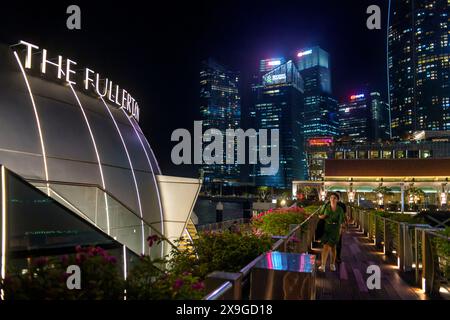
[252, 207, 307, 236]
[434, 227, 450, 282]
[169, 231, 272, 279]
[373, 210, 426, 224]
[303, 205, 321, 214]
[126, 254, 205, 300]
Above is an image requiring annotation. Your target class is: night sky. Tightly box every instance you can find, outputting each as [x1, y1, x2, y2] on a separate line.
[0, 0, 389, 177]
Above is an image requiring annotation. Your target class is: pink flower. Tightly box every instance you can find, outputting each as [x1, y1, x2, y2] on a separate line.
[106, 256, 117, 264]
[173, 279, 184, 290]
[147, 235, 159, 247]
[75, 253, 86, 264]
[192, 281, 205, 291]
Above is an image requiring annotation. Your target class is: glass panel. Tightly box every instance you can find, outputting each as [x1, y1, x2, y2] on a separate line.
[370, 150, 380, 159]
[346, 151, 356, 159]
[358, 150, 368, 159]
[396, 150, 406, 159]
[421, 150, 432, 158]
[407, 150, 419, 158]
[106, 193, 143, 255]
[382, 150, 392, 159]
[31, 181, 175, 258]
[6, 171, 116, 257]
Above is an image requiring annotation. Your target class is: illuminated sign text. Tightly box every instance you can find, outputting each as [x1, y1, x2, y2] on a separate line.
[14, 40, 140, 121]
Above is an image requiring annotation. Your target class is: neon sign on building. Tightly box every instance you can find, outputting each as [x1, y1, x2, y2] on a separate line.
[308, 137, 333, 146]
[297, 49, 312, 57]
[350, 94, 365, 100]
[267, 60, 281, 66]
[13, 40, 140, 121]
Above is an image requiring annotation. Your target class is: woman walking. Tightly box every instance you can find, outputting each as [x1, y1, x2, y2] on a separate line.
[318, 192, 345, 272]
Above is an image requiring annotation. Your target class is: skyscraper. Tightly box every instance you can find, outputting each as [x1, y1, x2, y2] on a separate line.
[296, 46, 339, 179]
[370, 92, 392, 141]
[199, 58, 241, 184]
[339, 91, 391, 143]
[388, 0, 449, 139]
[252, 60, 305, 188]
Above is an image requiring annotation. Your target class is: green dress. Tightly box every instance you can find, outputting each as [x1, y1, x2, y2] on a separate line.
[320, 203, 344, 245]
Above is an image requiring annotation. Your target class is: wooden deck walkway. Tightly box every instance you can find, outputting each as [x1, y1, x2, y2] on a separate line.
[313, 224, 426, 300]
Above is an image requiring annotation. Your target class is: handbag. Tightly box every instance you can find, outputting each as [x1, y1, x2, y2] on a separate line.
[315, 203, 328, 239]
[315, 218, 325, 239]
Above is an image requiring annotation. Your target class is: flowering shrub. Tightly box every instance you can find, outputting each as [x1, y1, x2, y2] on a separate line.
[1, 246, 124, 300]
[169, 231, 272, 279]
[252, 206, 307, 236]
[0, 231, 271, 300]
[126, 255, 205, 300]
[125, 235, 206, 300]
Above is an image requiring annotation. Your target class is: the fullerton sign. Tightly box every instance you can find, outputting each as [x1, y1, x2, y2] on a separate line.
[13, 40, 140, 121]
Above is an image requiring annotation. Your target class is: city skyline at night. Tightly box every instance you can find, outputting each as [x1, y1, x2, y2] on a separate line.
[1, 0, 450, 305]
[0, 0, 390, 178]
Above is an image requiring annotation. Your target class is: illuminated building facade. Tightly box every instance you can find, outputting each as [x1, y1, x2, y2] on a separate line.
[339, 91, 391, 143]
[296, 47, 338, 139]
[253, 60, 305, 188]
[0, 41, 201, 276]
[304, 131, 450, 180]
[295, 47, 338, 180]
[199, 58, 241, 184]
[388, 0, 450, 139]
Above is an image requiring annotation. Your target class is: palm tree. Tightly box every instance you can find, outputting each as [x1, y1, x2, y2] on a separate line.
[406, 186, 425, 209]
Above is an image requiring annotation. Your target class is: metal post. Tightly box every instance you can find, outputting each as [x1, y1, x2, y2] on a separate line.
[402, 224, 414, 272]
[216, 201, 223, 223]
[401, 183, 405, 213]
[397, 223, 403, 271]
[421, 231, 440, 296]
[384, 218, 391, 255]
[421, 230, 430, 293]
[414, 228, 420, 285]
[375, 215, 381, 247]
[361, 211, 365, 234]
[205, 271, 242, 300]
